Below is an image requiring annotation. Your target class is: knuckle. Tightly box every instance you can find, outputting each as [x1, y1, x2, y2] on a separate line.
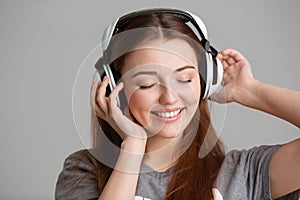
[96, 96, 101, 105]
[108, 92, 115, 101]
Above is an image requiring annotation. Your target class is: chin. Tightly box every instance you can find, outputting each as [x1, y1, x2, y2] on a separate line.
[149, 128, 183, 139]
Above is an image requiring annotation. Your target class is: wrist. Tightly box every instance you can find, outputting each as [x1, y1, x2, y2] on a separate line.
[234, 79, 262, 107]
[116, 138, 146, 173]
[121, 137, 147, 154]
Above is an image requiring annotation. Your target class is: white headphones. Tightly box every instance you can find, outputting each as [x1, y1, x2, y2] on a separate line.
[94, 8, 223, 99]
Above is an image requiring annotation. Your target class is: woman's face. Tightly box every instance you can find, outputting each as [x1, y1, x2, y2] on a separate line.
[121, 38, 201, 138]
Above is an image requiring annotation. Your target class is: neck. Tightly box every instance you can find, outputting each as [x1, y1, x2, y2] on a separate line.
[143, 135, 183, 172]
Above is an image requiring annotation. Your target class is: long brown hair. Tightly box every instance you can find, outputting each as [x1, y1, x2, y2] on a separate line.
[91, 12, 225, 200]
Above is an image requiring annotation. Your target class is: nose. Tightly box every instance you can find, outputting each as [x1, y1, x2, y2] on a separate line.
[159, 86, 178, 105]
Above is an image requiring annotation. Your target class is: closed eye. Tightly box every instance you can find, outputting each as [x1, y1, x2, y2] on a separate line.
[178, 79, 192, 83]
[139, 83, 156, 89]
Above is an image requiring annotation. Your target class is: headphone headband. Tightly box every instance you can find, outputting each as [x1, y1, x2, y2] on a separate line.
[117, 8, 207, 40]
[102, 8, 209, 52]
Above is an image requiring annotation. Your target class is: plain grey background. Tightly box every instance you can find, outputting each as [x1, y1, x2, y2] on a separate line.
[0, 0, 299, 199]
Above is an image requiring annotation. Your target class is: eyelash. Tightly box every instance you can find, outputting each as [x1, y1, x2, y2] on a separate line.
[178, 79, 192, 83]
[139, 83, 156, 89]
[139, 79, 191, 89]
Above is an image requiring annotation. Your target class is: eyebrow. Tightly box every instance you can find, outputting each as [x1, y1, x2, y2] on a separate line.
[175, 65, 196, 72]
[131, 65, 196, 78]
[131, 71, 157, 78]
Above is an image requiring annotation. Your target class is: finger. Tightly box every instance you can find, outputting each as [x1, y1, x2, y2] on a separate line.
[89, 80, 106, 117]
[221, 48, 247, 62]
[220, 49, 248, 71]
[93, 103, 105, 117]
[221, 59, 230, 70]
[222, 58, 236, 71]
[226, 57, 236, 65]
[220, 51, 236, 65]
[220, 48, 235, 57]
[217, 52, 223, 60]
[108, 82, 124, 113]
[90, 80, 99, 112]
[96, 76, 109, 114]
[218, 51, 231, 70]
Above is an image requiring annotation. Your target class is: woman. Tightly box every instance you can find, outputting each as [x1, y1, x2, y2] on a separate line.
[55, 8, 300, 200]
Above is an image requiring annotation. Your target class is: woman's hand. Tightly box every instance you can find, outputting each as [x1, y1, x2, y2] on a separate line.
[211, 48, 300, 128]
[210, 48, 256, 104]
[90, 76, 147, 153]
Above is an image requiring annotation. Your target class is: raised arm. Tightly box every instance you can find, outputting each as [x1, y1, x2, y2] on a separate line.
[90, 77, 147, 200]
[213, 48, 300, 199]
[240, 81, 300, 128]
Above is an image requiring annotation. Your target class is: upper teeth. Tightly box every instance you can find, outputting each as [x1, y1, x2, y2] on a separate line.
[154, 110, 181, 118]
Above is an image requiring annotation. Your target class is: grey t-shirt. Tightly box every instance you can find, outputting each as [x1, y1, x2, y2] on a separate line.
[55, 145, 300, 200]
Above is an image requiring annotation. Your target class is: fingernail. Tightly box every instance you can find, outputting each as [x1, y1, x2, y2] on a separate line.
[104, 76, 109, 82]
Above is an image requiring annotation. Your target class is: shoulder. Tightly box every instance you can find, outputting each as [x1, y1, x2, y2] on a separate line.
[62, 149, 98, 170]
[218, 144, 282, 180]
[224, 144, 281, 166]
[55, 149, 101, 200]
[215, 144, 282, 199]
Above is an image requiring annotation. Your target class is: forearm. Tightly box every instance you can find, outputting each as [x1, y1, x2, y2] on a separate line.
[99, 139, 146, 200]
[236, 80, 300, 128]
[98, 142, 145, 200]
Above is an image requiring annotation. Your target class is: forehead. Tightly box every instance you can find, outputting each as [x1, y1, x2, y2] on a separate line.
[122, 38, 198, 73]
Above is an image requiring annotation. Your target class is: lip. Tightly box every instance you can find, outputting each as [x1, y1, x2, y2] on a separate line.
[152, 107, 183, 112]
[150, 108, 184, 123]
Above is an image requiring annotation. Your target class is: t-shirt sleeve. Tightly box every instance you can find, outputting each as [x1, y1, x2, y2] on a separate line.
[215, 144, 300, 200]
[55, 150, 100, 200]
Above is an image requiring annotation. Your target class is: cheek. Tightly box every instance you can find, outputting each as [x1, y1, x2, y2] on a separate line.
[177, 80, 200, 106]
[127, 90, 157, 123]
[191, 81, 201, 103]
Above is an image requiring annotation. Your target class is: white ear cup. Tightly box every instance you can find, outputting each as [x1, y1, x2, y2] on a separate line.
[208, 58, 223, 97]
[187, 10, 223, 98]
[203, 52, 213, 99]
[202, 55, 224, 99]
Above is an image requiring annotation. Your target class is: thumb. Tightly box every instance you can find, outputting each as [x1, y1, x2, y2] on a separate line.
[124, 106, 135, 121]
[209, 87, 228, 104]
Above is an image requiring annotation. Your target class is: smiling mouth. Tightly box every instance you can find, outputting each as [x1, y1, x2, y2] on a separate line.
[151, 109, 183, 118]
